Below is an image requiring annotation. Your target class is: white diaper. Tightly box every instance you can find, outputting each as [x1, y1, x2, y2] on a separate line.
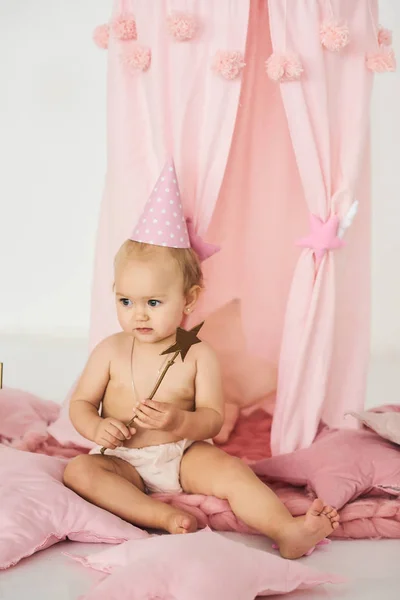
[90, 439, 195, 494]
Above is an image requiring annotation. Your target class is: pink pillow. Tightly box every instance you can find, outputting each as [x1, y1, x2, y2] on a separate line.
[47, 382, 96, 450]
[253, 429, 400, 509]
[0, 387, 60, 440]
[348, 410, 400, 446]
[0, 446, 148, 569]
[69, 528, 343, 599]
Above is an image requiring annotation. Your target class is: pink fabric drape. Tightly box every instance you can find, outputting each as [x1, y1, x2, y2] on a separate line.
[88, 0, 374, 451]
[186, 0, 307, 439]
[269, 0, 375, 454]
[89, 0, 250, 348]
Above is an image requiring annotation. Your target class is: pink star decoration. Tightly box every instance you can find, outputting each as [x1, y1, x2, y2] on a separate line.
[297, 214, 344, 266]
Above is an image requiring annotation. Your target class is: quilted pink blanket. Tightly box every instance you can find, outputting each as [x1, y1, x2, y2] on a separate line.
[1, 387, 400, 540]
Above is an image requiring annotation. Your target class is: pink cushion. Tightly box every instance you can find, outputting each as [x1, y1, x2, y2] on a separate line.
[0, 387, 86, 458]
[0, 446, 148, 569]
[0, 387, 60, 441]
[69, 528, 343, 599]
[253, 429, 400, 509]
[348, 408, 400, 446]
[46, 382, 96, 450]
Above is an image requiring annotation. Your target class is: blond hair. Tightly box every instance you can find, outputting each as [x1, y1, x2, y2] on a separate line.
[114, 240, 204, 293]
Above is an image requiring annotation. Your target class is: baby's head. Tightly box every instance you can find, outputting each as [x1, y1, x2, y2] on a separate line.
[114, 240, 203, 343]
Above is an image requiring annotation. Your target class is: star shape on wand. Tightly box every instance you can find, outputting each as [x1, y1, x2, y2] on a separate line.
[161, 322, 204, 361]
[297, 213, 344, 267]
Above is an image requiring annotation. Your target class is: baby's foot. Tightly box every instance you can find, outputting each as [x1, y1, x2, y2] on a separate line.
[165, 509, 197, 535]
[278, 499, 340, 559]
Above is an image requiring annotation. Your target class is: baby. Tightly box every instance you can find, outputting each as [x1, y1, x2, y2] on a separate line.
[64, 161, 339, 559]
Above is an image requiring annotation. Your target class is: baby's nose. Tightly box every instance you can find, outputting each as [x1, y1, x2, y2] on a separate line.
[135, 309, 149, 321]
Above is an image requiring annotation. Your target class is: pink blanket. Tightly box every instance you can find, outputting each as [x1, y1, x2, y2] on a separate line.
[1, 387, 400, 540]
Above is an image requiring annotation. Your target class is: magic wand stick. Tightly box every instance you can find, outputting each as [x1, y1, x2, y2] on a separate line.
[99, 322, 204, 455]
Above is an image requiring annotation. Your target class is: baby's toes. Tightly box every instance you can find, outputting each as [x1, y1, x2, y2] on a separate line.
[326, 507, 339, 518]
[323, 506, 340, 527]
[330, 510, 340, 523]
[322, 505, 335, 519]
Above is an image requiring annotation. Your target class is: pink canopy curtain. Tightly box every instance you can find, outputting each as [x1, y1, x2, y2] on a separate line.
[89, 0, 304, 445]
[89, 0, 250, 349]
[269, 0, 376, 454]
[87, 0, 376, 452]
[186, 0, 307, 441]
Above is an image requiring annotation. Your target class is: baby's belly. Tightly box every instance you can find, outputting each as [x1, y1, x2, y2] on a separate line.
[124, 428, 184, 449]
[101, 393, 194, 449]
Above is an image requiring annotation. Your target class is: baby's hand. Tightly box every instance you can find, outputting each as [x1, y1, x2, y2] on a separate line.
[94, 418, 136, 449]
[133, 399, 184, 433]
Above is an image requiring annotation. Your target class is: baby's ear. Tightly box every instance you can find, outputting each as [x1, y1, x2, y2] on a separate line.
[186, 284, 202, 308]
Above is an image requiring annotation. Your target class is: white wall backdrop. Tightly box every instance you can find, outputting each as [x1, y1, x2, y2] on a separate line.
[0, 0, 109, 338]
[0, 0, 399, 355]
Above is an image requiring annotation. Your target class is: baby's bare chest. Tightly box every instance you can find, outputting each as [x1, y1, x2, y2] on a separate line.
[102, 354, 196, 422]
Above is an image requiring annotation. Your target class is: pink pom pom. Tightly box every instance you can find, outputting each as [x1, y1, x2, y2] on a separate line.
[378, 26, 392, 47]
[265, 53, 303, 82]
[320, 20, 350, 52]
[93, 24, 109, 49]
[167, 12, 197, 41]
[120, 45, 151, 72]
[265, 54, 285, 81]
[366, 47, 396, 73]
[112, 16, 137, 41]
[212, 51, 245, 80]
[284, 54, 304, 80]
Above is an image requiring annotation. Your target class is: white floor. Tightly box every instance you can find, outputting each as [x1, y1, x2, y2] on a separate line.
[1, 335, 400, 599]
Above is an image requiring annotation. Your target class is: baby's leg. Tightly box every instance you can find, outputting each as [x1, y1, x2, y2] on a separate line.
[64, 454, 196, 534]
[180, 443, 339, 559]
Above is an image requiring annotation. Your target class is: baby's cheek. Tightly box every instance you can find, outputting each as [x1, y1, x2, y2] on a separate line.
[117, 311, 131, 331]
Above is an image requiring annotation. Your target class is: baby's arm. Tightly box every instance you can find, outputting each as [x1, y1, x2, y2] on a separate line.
[174, 343, 224, 440]
[70, 336, 133, 447]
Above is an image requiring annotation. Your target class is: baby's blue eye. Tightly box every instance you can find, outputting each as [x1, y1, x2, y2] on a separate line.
[148, 299, 161, 308]
[119, 298, 132, 307]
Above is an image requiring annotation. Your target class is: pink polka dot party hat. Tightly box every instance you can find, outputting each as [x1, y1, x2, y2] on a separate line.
[130, 158, 220, 262]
